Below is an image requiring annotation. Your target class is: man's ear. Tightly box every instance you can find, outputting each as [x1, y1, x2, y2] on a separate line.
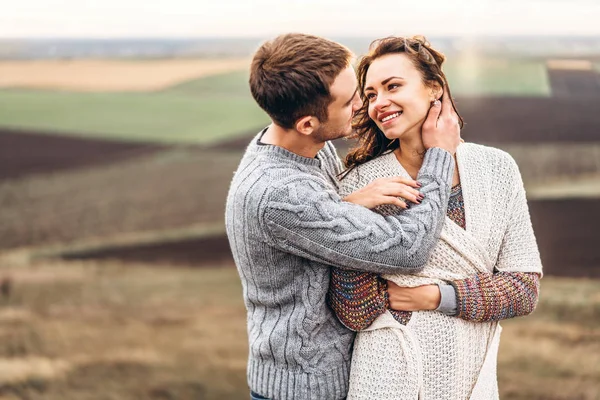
[295, 116, 320, 136]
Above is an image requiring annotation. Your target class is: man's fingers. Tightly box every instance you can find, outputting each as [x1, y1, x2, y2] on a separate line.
[440, 88, 453, 118]
[423, 98, 442, 130]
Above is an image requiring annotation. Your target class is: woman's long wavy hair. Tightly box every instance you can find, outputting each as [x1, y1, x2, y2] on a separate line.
[344, 36, 464, 171]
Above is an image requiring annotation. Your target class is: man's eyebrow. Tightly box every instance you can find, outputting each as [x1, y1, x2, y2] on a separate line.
[365, 76, 404, 92]
[344, 88, 358, 106]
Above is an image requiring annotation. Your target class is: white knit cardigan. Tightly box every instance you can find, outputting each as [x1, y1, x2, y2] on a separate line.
[339, 143, 543, 400]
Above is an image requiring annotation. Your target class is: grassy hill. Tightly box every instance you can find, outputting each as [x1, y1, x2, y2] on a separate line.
[0, 70, 268, 145]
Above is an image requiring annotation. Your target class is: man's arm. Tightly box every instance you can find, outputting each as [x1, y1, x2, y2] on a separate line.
[263, 147, 453, 275]
[264, 95, 460, 275]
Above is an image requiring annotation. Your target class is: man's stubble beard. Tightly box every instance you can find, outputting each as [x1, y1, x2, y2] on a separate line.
[313, 123, 351, 144]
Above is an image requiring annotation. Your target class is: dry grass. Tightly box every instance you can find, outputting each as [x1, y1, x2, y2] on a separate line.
[0, 260, 247, 399]
[0, 259, 597, 399]
[547, 59, 594, 71]
[0, 58, 250, 92]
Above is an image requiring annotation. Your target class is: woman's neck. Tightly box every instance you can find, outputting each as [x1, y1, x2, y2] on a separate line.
[394, 135, 426, 180]
[394, 132, 461, 186]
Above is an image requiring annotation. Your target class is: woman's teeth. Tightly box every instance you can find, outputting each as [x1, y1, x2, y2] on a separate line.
[382, 112, 401, 122]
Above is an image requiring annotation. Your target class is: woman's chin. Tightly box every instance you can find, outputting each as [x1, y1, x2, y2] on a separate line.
[383, 129, 405, 141]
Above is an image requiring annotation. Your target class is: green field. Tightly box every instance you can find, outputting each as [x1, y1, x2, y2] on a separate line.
[0, 58, 551, 144]
[0, 71, 269, 145]
[443, 58, 551, 96]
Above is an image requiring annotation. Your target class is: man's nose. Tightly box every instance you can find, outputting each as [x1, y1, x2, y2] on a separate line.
[352, 94, 363, 112]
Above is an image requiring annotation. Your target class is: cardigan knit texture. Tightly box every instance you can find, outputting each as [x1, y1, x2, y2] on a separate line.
[334, 143, 543, 400]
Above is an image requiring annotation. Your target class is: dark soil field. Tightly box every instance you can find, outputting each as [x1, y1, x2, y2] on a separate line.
[0, 134, 240, 250]
[457, 96, 600, 143]
[211, 96, 600, 152]
[0, 128, 167, 181]
[529, 198, 600, 278]
[53, 198, 600, 278]
[59, 235, 234, 267]
[547, 69, 600, 98]
[1, 88, 599, 277]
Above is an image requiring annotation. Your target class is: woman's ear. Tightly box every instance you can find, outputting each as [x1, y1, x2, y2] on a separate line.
[430, 82, 443, 102]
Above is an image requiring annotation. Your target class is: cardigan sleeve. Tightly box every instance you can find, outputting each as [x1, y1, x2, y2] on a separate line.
[330, 269, 540, 327]
[447, 272, 540, 322]
[328, 268, 389, 331]
[447, 155, 542, 322]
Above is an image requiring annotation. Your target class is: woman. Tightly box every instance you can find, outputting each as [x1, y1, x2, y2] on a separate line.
[328, 36, 543, 399]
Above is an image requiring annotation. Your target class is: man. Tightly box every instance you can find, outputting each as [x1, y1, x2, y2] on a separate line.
[225, 33, 460, 400]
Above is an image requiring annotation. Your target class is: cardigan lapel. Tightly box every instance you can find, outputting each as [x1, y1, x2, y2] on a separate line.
[381, 147, 495, 272]
[442, 143, 495, 271]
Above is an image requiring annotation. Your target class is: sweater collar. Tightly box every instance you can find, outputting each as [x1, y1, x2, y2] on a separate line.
[252, 127, 322, 167]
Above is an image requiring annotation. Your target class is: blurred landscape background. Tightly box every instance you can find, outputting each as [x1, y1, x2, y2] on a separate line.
[1, 5, 600, 399]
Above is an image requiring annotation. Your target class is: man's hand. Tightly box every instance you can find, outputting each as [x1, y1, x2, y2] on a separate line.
[343, 177, 424, 209]
[387, 281, 441, 311]
[421, 90, 461, 155]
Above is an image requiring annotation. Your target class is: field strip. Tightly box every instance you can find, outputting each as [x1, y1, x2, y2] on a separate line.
[0, 222, 225, 267]
[0, 58, 250, 92]
[546, 59, 593, 70]
[488, 142, 600, 184]
[527, 173, 600, 200]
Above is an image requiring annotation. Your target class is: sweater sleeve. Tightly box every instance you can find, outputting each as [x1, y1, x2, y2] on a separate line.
[263, 148, 454, 274]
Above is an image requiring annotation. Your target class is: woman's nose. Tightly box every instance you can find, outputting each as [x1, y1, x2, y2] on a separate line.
[373, 93, 390, 111]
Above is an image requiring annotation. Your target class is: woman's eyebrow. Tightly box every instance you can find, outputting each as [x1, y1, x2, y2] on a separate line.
[365, 76, 405, 91]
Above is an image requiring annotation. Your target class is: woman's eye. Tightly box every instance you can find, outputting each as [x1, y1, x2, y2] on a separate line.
[366, 93, 376, 101]
[388, 83, 400, 90]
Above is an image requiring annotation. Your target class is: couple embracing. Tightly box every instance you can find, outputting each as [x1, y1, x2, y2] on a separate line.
[225, 33, 542, 400]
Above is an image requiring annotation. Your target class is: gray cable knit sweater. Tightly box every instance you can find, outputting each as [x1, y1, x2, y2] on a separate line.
[225, 130, 454, 400]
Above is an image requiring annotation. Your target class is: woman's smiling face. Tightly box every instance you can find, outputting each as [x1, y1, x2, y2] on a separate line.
[364, 53, 440, 140]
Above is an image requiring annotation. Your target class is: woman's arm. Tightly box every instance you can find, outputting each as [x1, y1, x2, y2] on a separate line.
[387, 272, 540, 320]
[448, 271, 540, 322]
[328, 268, 388, 331]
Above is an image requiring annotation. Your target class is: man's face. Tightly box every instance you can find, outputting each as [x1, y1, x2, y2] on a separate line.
[313, 65, 362, 142]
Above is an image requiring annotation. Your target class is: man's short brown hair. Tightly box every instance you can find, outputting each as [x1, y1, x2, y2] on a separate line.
[249, 33, 353, 129]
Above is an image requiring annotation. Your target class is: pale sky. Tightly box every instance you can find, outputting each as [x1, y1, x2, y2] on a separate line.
[0, 0, 599, 38]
